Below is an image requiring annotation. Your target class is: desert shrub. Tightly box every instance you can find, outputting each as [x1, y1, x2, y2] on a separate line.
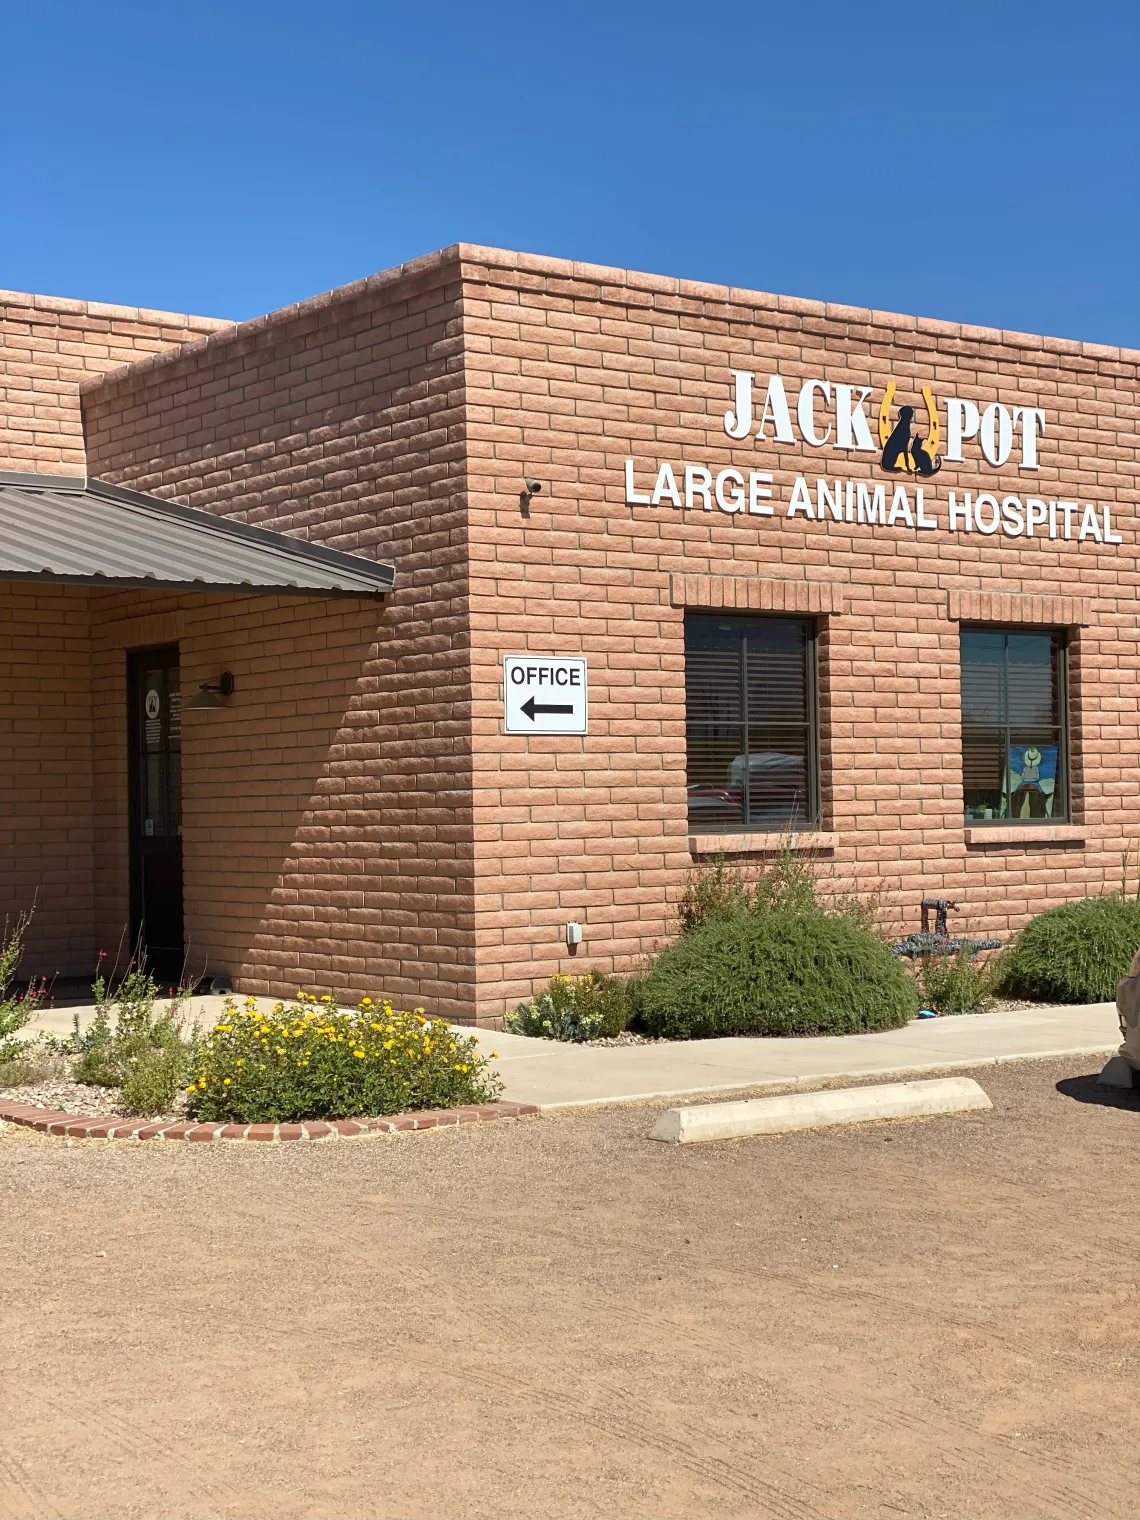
[678, 851, 879, 937]
[0, 911, 47, 1064]
[505, 972, 631, 1042]
[0, 1044, 69, 1088]
[998, 895, 1140, 1004]
[636, 910, 917, 1039]
[916, 948, 997, 1015]
[119, 1045, 189, 1116]
[74, 963, 191, 1088]
[186, 994, 502, 1122]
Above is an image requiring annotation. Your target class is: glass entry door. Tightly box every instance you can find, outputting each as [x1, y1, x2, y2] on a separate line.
[127, 647, 184, 984]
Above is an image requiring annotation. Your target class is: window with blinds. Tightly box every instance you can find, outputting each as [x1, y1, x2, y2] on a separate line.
[684, 613, 817, 833]
[960, 627, 1068, 824]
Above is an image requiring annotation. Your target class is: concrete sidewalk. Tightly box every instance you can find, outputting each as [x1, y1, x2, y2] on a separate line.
[26, 994, 1121, 1113]
[464, 1002, 1122, 1110]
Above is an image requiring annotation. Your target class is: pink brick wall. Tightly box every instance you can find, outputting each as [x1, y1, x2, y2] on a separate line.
[0, 290, 230, 474]
[63, 245, 1140, 1023]
[0, 293, 229, 976]
[81, 254, 480, 1018]
[0, 587, 95, 975]
[457, 247, 1140, 1018]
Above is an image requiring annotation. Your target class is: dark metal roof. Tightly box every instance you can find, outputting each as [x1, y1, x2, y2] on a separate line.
[0, 473, 394, 597]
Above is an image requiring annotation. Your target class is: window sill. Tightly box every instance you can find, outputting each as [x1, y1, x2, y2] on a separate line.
[964, 824, 1086, 847]
[689, 831, 839, 857]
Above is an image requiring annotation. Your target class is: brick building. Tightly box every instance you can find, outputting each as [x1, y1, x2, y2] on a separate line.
[1, 246, 1137, 1024]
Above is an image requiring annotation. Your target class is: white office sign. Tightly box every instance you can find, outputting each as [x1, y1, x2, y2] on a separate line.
[503, 655, 588, 735]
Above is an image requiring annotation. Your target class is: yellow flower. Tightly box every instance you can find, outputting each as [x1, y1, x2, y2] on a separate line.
[186, 1085, 197, 1094]
[214, 1024, 232, 1032]
[236, 1059, 245, 1067]
[353, 1049, 366, 1059]
[223, 1077, 232, 1085]
[361, 997, 372, 1007]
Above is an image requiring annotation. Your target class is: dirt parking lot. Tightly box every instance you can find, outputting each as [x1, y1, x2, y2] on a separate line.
[1, 1056, 1137, 1520]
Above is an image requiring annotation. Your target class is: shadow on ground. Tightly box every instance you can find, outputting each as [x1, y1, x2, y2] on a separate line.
[1056, 1072, 1140, 1111]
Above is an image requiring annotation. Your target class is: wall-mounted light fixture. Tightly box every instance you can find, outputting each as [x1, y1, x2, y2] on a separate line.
[185, 671, 236, 710]
[519, 477, 542, 518]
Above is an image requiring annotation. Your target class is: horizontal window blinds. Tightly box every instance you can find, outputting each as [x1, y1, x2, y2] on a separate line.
[685, 614, 816, 833]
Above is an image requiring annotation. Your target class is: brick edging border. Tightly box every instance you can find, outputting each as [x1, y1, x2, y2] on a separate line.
[0, 1099, 538, 1143]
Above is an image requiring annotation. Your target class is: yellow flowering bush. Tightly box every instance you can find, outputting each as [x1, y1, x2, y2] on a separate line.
[186, 994, 502, 1122]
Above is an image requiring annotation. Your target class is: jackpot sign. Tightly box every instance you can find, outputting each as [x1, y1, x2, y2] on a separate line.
[622, 371, 1124, 545]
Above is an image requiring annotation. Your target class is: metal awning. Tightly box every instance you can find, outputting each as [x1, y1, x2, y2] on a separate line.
[0, 472, 394, 597]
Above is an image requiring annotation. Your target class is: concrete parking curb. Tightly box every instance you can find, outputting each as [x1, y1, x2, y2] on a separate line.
[0, 1099, 539, 1142]
[648, 1077, 993, 1143]
[532, 1044, 1117, 1112]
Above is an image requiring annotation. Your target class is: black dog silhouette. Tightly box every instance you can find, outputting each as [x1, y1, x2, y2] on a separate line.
[911, 433, 941, 476]
[880, 405, 914, 471]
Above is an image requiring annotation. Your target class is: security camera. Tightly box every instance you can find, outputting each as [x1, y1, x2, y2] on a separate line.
[524, 479, 542, 494]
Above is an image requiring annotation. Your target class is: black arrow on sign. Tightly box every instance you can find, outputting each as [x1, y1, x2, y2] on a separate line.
[521, 696, 574, 721]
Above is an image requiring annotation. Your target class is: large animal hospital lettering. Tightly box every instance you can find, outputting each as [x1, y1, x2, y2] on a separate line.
[622, 372, 1123, 545]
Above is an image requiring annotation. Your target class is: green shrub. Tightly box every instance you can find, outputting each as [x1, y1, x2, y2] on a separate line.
[0, 911, 47, 1064]
[186, 994, 502, 1123]
[678, 851, 880, 937]
[917, 948, 996, 1015]
[636, 910, 918, 1039]
[74, 964, 190, 1088]
[119, 1045, 188, 1116]
[505, 972, 631, 1041]
[998, 894, 1140, 1004]
[0, 1044, 68, 1088]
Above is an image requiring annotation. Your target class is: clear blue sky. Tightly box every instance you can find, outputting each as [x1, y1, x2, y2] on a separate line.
[5, 1, 1138, 346]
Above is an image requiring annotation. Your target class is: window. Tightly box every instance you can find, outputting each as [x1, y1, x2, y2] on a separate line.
[960, 627, 1068, 824]
[684, 613, 818, 833]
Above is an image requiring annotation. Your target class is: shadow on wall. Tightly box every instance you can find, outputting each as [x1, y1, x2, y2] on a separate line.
[180, 594, 474, 1016]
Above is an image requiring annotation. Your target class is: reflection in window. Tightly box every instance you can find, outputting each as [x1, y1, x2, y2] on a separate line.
[684, 614, 817, 832]
[960, 628, 1068, 824]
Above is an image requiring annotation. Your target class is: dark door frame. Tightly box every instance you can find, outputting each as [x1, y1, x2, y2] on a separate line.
[126, 645, 184, 984]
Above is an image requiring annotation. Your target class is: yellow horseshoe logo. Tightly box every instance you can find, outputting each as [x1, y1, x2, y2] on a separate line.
[877, 381, 896, 452]
[878, 380, 941, 474]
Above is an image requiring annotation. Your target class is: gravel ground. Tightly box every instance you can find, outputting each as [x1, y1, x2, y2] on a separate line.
[0, 1055, 187, 1124]
[1, 1055, 1137, 1520]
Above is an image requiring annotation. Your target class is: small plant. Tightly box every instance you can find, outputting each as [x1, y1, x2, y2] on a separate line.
[0, 910, 47, 1064]
[677, 858, 755, 934]
[186, 994, 502, 1123]
[998, 894, 1140, 1004]
[636, 910, 917, 1039]
[506, 972, 631, 1042]
[74, 957, 191, 1090]
[916, 947, 996, 1015]
[677, 850, 880, 937]
[119, 1044, 189, 1116]
[0, 1044, 69, 1088]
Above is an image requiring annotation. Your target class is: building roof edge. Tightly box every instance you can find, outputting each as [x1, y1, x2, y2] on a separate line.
[78, 245, 467, 398]
[0, 287, 232, 334]
[75, 243, 1140, 394]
